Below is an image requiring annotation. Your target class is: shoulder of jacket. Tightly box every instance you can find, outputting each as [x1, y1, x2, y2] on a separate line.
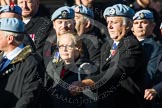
[11, 45, 33, 64]
[123, 35, 139, 48]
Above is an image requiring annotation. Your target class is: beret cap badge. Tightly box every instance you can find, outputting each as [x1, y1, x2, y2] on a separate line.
[139, 12, 145, 19]
[109, 8, 116, 15]
[61, 10, 68, 18]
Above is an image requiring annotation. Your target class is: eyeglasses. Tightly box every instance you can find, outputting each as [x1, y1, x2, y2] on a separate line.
[58, 45, 75, 50]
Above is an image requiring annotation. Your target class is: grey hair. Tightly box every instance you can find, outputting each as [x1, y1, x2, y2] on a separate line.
[122, 17, 133, 29]
[4, 31, 24, 44]
[57, 32, 79, 46]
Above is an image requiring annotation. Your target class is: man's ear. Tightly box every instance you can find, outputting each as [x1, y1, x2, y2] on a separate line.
[126, 21, 132, 30]
[85, 20, 91, 29]
[7, 35, 14, 44]
[53, 21, 56, 30]
[131, 27, 134, 32]
[150, 22, 155, 31]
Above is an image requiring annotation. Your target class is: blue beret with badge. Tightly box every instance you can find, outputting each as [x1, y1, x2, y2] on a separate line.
[51, 6, 74, 21]
[72, 4, 94, 18]
[103, 4, 135, 19]
[0, 5, 22, 15]
[0, 18, 24, 33]
[133, 10, 154, 21]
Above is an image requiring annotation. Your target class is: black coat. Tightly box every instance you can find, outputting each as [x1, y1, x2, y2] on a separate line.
[25, 14, 53, 60]
[140, 36, 162, 88]
[0, 45, 42, 108]
[151, 51, 162, 108]
[91, 35, 146, 108]
[42, 56, 98, 108]
[81, 34, 101, 61]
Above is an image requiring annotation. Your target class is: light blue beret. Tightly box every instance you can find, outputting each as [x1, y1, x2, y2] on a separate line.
[160, 23, 162, 29]
[103, 4, 135, 19]
[0, 18, 24, 33]
[71, 4, 94, 18]
[0, 5, 22, 15]
[51, 6, 74, 21]
[133, 10, 154, 20]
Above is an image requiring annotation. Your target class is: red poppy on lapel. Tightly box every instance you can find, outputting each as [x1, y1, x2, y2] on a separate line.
[110, 49, 117, 56]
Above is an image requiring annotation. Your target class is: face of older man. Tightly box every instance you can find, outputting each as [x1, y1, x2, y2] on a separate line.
[132, 19, 155, 40]
[74, 13, 87, 36]
[17, 0, 39, 18]
[53, 19, 75, 36]
[0, 31, 9, 52]
[106, 16, 127, 42]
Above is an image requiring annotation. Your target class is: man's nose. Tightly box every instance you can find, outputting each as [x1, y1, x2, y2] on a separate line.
[62, 22, 68, 27]
[107, 23, 113, 29]
[22, 1, 28, 9]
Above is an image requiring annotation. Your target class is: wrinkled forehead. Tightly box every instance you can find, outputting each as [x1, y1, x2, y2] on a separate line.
[133, 19, 151, 25]
[106, 16, 123, 21]
[54, 18, 74, 21]
[59, 33, 76, 41]
[17, 0, 39, 5]
[59, 37, 74, 45]
[54, 18, 75, 23]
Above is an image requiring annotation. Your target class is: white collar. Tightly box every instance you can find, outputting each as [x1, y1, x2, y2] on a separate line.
[138, 38, 145, 41]
[23, 18, 31, 24]
[4, 44, 24, 60]
[113, 41, 119, 46]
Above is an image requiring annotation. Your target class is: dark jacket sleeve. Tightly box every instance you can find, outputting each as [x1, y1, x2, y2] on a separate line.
[15, 61, 41, 108]
[153, 52, 162, 99]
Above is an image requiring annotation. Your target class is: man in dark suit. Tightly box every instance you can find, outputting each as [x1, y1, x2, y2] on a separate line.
[0, 18, 42, 108]
[132, 9, 161, 88]
[71, 4, 146, 108]
[17, 0, 53, 61]
[132, 9, 162, 108]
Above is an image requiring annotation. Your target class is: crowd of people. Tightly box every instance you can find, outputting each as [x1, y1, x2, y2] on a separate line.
[0, 0, 162, 108]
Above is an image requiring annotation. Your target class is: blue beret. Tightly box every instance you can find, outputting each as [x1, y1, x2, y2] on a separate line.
[0, 5, 22, 15]
[103, 4, 135, 19]
[72, 4, 94, 18]
[51, 6, 74, 21]
[133, 10, 154, 20]
[0, 18, 24, 33]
